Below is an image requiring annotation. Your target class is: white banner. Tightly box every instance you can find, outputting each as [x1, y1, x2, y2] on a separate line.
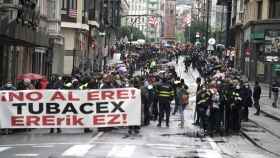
[0, 88, 141, 128]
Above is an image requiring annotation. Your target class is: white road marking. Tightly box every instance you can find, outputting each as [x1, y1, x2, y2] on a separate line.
[62, 145, 94, 157]
[195, 137, 222, 158]
[32, 145, 53, 148]
[197, 149, 222, 158]
[0, 132, 104, 147]
[107, 145, 136, 158]
[0, 147, 12, 152]
[87, 131, 104, 144]
[0, 142, 76, 147]
[206, 137, 222, 153]
[15, 153, 39, 157]
[146, 143, 194, 148]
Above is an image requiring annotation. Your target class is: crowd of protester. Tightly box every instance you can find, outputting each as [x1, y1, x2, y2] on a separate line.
[0, 43, 263, 137]
[183, 48, 262, 136]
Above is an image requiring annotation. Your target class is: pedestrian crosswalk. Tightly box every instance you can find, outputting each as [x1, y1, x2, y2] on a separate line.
[0, 147, 12, 152]
[62, 145, 94, 157]
[0, 143, 226, 158]
[107, 145, 136, 157]
[0, 143, 270, 158]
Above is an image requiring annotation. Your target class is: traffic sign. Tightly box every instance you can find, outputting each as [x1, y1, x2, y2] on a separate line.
[208, 38, 216, 45]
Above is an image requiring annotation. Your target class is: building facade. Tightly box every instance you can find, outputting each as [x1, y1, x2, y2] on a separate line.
[227, 0, 280, 83]
[176, 4, 191, 42]
[126, 0, 147, 35]
[48, 0, 64, 75]
[0, 0, 50, 85]
[161, 0, 176, 43]
[61, 0, 126, 75]
[147, 0, 161, 42]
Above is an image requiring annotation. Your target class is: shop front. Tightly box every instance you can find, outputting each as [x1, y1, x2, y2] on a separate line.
[242, 20, 280, 83]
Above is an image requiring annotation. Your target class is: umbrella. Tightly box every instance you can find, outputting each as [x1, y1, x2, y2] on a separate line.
[117, 66, 127, 73]
[16, 73, 45, 80]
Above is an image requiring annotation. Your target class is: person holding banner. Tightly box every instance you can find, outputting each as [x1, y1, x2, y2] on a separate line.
[49, 76, 64, 134]
[1, 81, 16, 134]
[129, 77, 141, 134]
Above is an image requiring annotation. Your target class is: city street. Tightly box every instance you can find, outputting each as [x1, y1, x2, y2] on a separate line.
[1, 0, 280, 157]
[0, 57, 279, 158]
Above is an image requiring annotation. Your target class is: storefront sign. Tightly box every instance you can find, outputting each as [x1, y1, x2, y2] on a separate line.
[0, 88, 141, 128]
[251, 32, 264, 40]
[264, 30, 280, 54]
[272, 64, 280, 71]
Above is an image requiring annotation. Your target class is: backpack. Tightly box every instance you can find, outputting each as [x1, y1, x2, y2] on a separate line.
[181, 93, 189, 105]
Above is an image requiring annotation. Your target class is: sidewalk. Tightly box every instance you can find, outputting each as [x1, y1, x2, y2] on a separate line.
[249, 82, 280, 120]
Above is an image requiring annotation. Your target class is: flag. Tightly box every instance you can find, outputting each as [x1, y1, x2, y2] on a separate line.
[148, 16, 158, 27]
[182, 15, 191, 27]
[69, 9, 77, 18]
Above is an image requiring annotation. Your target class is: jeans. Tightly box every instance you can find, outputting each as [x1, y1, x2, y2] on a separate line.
[179, 104, 186, 127]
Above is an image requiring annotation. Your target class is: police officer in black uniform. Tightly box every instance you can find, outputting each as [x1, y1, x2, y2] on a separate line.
[156, 75, 174, 127]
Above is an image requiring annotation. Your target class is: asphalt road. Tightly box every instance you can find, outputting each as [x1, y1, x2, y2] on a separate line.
[0, 57, 277, 158]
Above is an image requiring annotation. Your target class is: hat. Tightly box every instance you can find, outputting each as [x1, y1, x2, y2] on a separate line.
[65, 82, 72, 88]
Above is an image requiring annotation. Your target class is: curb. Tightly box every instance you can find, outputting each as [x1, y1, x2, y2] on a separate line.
[260, 110, 280, 121]
[240, 129, 260, 147]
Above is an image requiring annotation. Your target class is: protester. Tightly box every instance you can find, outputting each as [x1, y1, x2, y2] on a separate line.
[240, 82, 252, 121]
[272, 80, 279, 108]
[177, 82, 189, 128]
[253, 81, 262, 115]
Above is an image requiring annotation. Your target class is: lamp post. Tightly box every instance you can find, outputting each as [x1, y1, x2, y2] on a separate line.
[205, 0, 210, 53]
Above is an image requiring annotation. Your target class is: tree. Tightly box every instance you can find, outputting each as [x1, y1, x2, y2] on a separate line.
[176, 32, 186, 43]
[184, 21, 208, 44]
[118, 26, 145, 41]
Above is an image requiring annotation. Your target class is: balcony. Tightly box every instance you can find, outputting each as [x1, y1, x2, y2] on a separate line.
[0, 0, 18, 12]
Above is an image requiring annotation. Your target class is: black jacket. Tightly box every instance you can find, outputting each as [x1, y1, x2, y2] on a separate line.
[253, 85, 262, 100]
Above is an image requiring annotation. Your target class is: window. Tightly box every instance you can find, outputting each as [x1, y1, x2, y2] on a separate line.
[271, 0, 280, 18]
[48, 0, 56, 18]
[257, 1, 262, 20]
[240, 0, 244, 11]
[62, 0, 67, 9]
[69, 0, 76, 9]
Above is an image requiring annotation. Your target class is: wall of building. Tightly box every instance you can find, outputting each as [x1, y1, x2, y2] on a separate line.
[162, 0, 176, 41]
[63, 29, 76, 51]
